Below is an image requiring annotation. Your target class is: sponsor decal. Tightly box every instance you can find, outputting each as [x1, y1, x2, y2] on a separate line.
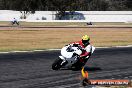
[81, 67, 132, 87]
[89, 80, 129, 85]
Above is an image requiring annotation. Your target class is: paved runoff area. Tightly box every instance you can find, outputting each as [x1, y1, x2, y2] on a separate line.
[0, 47, 132, 88]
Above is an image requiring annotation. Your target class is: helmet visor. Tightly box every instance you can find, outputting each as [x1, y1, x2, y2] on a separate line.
[82, 40, 89, 46]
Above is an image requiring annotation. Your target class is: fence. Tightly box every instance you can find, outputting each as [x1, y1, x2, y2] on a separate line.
[0, 10, 132, 22]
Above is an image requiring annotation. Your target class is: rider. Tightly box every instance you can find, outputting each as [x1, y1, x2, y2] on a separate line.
[70, 35, 92, 62]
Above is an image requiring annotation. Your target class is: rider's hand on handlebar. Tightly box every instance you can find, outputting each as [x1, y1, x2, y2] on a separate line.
[73, 44, 79, 47]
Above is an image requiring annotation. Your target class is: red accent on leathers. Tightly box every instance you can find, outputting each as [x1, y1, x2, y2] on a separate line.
[80, 52, 90, 57]
[72, 40, 90, 57]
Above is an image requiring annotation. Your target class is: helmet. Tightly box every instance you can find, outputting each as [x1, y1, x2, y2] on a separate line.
[82, 35, 90, 46]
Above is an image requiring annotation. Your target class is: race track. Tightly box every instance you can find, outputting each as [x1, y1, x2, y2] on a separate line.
[0, 47, 132, 88]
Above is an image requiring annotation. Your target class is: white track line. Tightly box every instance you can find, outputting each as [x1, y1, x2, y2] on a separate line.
[0, 45, 132, 54]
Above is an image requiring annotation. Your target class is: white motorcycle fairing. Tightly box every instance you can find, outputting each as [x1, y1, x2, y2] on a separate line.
[52, 44, 95, 70]
[60, 46, 82, 67]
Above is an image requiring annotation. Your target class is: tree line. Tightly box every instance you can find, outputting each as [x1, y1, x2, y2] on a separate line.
[0, 0, 131, 11]
[0, 0, 131, 19]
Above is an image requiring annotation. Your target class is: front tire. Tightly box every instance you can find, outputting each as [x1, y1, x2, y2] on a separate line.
[52, 58, 63, 70]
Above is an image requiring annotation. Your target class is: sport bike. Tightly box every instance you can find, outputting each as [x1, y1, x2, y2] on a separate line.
[52, 44, 95, 70]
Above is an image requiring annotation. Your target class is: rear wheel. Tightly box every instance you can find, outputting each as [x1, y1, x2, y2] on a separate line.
[72, 59, 85, 70]
[52, 58, 63, 70]
[73, 64, 84, 70]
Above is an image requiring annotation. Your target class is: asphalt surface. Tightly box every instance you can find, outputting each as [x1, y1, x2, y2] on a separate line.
[0, 47, 132, 88]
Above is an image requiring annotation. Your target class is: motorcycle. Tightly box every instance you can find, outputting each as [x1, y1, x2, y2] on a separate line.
[52, 44, 95, 70]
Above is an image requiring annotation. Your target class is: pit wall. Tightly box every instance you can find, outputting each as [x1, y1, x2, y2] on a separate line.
[0, 10, 132, 22]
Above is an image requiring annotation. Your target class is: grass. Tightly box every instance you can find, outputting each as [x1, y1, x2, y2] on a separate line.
[0, 21, 132, 27]
[0, 27, 132, 52]
[0, 21, 86, 26]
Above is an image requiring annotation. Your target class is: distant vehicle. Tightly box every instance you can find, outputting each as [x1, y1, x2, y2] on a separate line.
[87, 22, 93, 25]
[11, 18, 19, 25]
[55, 12, 85, 20]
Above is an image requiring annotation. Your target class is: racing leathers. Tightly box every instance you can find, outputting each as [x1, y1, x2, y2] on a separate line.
[70, 40, 92, 63]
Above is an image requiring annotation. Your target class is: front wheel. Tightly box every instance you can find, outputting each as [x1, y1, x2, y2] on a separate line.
[52, 58, 63, 70]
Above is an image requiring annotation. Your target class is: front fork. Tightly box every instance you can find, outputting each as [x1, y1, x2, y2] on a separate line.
[59, 56, 67, 65]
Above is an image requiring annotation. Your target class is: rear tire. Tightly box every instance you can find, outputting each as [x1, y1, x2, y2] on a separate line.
[72, 60, 85, 70]
[52, 58, 63, 70]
